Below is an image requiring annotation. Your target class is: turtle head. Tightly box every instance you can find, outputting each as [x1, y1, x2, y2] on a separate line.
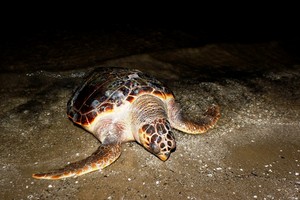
[138, 119, 176, 161]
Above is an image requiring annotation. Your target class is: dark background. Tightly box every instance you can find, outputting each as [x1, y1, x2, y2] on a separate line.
[1, 24, 299, 73]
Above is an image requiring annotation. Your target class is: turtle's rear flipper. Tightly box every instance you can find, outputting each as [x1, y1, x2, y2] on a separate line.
[32, 143, 121, 180]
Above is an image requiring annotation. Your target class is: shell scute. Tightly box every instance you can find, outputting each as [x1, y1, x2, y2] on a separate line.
[86, 111, 98, 122]
[81, 115, 89, 125]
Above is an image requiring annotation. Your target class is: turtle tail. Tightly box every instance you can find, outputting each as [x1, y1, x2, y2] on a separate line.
[32, 143, 121, 180]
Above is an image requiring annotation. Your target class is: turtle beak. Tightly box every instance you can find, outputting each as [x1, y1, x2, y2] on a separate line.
[158, 152, 170, 161]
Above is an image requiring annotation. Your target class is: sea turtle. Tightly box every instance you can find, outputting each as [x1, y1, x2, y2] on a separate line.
[33, 67, 220, 180]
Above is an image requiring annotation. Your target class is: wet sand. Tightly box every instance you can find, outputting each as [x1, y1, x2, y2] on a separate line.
[0, 28, 299, 199]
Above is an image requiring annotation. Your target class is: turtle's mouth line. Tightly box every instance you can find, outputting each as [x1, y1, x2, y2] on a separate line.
[157, 153, 170, 161]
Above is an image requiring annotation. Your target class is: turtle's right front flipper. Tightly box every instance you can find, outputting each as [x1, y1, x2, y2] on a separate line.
[32, 143, 121, 180]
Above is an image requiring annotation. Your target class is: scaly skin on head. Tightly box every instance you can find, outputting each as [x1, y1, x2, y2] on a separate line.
[131, 94, 176, 160]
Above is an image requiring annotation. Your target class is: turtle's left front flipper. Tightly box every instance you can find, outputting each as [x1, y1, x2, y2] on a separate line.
[168, 100, 220, 134]
[32, 143, 121, 180]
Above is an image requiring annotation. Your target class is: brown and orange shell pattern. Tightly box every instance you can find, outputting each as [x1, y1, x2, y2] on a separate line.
[67, 67, 174, 126]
